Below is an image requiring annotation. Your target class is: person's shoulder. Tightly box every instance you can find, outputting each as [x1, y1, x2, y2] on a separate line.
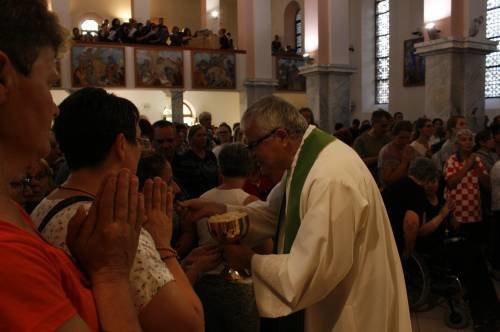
[200, 188, 219, 199]
[0, 221, 54, 264]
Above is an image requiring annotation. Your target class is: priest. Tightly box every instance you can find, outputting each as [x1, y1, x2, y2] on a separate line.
[184, 96, 411, 332]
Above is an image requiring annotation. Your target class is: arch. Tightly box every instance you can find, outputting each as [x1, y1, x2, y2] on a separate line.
[77, 12, 103, 35]
[162, 101, 197, 126]
[284, 1, 301, 52]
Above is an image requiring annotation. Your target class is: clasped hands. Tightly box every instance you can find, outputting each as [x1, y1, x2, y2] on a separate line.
[66, 169, 175, 284]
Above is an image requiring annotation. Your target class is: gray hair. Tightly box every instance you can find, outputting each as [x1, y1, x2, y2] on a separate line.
[241, 96, 308, 137]
[455, 128, 473, 139]
[198, 111, 212, 122]
[408, 157, 439, 182]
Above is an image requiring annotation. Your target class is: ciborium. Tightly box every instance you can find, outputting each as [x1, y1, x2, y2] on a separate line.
[207, 211, 250, 281]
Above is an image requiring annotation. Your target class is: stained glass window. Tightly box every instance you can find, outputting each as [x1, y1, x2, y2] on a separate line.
[376, 0, 390, 104]
[295, 10, 303, 54]
[486, 0, 500, 98]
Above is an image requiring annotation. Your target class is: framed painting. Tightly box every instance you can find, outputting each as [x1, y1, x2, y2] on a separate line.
[192, 51, 236, 89]
[276, 56, 306, 91]
[135, 48, 184, 88]
[71, 45, 125, 87]
[403, 38, 425, 87]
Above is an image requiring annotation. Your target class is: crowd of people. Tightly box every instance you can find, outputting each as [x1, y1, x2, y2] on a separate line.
[1, 1, 500, 331]
[72, 17, 235, 50]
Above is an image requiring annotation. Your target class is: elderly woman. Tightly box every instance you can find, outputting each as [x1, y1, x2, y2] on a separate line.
[172, 124, 219, 198]
[0, 1, 146, 330]
[444, 128, 490, 244]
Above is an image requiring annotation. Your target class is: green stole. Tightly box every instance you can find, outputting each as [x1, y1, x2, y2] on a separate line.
[270, 128, 335, 332]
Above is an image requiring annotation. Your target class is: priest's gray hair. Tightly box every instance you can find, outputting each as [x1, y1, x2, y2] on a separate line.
[408, 157, 440, 182]
[241, 96, 308, 137]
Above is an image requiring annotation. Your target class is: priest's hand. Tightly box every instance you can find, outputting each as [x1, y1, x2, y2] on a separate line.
[222, 244, 255, 271]
[177, 199, 227, 223]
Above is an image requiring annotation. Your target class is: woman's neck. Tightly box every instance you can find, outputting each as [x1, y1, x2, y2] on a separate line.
[50, 168, 108, 199]
[417, 135, 429, 146]
[218, 177, 246, 190]
[460, 150, 472, 159]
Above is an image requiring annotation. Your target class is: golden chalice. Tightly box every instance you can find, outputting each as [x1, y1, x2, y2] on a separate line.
[207, 211, 250, 281]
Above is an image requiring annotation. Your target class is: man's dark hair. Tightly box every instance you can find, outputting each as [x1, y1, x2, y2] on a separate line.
[137, 153, 167, 190]
[0, 0, 66, 76]
[153, 120, 174, 129]
[218, 143, 252, 178]
[391, 120, 413, 136]
[175, 123, 188, 132]
[352, 119, 360, 126]
[446, 115, 465, 132]
[475, 129, 492, 145]
[218, 122, 232, 135]
[491, 124, 500, 136]
[139, 118, 154, 141]
[54, 87, 139, 171]
[432, 118, 443, 125]
[371, 109, 391, 124]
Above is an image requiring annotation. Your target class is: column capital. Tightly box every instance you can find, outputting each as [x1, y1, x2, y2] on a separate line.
[415, 37, 498, 56]
[299, 64, 357, 76]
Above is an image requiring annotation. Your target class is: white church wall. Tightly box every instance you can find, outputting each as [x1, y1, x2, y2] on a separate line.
[150, 0, 202, 32]
[70, 0, 131, 28]
[350, 0, 499, 122]
[350, 0, 425, 121]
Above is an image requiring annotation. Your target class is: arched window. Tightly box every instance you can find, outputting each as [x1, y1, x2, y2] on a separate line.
[163, 102, 196, 125]
[80, 19, 99, 36]
[375, 0, 390, 104]
[486, 0, 500, 98]
[284, 1, 301, 53]
[295, 10, 303, 54]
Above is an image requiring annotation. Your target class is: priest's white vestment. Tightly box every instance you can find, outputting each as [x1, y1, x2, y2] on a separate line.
[229, 126, 412, 332]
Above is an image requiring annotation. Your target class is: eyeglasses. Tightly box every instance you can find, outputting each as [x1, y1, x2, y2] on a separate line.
[245, 128, 279, 151]
[136, 137, 152, 151]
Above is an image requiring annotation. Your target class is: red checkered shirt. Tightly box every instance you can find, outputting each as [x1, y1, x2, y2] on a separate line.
[444, 154, 487, 223]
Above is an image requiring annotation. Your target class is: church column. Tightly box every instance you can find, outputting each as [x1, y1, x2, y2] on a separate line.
[237, 0, 277, 110]
[170, 89, 184, 124]
[162, 90, 184, 123]
[50, 0, 71, 89]
[415, 0, 496, 131]
[131, 0, 150, 24]
[299, 0, 355, 133]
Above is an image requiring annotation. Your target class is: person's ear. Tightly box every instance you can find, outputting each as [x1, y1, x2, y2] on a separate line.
[275, 128, 289, 145]
[0, 51, 15, 105]
[112, 133, 128, 162]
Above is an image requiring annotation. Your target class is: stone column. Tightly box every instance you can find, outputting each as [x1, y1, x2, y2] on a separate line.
[51, 0, 71, 89]
[301, 0, 355, 132]
[237, 0, 278, 110]
[415, 38, 497, 132]
[300, 64, 355, 132]
[170, 89, 184, 123]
